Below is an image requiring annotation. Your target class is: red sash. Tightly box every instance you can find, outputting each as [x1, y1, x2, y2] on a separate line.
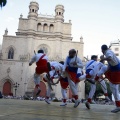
[36, 54, 47, 66]
[66, 67, 80, 84]
[105, 70, 120, 84]
[35, 54, 49, 74]
[59, 77, 69, 89]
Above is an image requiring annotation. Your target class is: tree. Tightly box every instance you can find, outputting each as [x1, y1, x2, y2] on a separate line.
[85, 82, 91, 96]
[94, 82, 104, 100]
[0, 0, 7, 8]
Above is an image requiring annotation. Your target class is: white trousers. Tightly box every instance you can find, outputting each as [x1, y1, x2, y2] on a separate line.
[99, 79, 107, 94]
[61, 88, 67, 99]
[46, 83, 68, 99]
[88, 79, 107, 99]
[97, 65, 120, 101]
[97, 65, 108, 77]
[34, 73, 41, 85]
[110, 82, 120, 101]
[79, 74, 86, 81]
[88, 84, 96, 99]
[67, 77, 79, 95]
[43, 74, 52, 97]
[46, 83, 52, 97]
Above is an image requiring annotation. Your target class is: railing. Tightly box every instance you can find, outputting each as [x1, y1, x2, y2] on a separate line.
[38, 13, 55, 18]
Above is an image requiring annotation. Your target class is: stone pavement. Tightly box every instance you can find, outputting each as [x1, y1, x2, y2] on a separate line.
[0, 99, 120, 120]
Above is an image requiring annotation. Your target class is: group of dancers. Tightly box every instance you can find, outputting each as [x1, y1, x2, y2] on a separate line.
[29, 44, 120, 113]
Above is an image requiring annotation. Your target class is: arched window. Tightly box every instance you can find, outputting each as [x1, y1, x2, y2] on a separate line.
[37, 23, 42, 31]
[49, 24, 54, 32]
[32, 9, 34, 12]
[8, 47, 14, 59]
[43, 23, 48, 32]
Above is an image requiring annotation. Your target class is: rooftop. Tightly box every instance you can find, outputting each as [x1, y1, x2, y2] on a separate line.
[111, 39, 120, 44]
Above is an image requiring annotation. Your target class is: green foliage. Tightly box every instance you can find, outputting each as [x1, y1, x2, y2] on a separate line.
[106, 81, 112, 97]
[95, 82, 104, 97]
[0, 0, 7, 8]
[85, 82, 91, 95]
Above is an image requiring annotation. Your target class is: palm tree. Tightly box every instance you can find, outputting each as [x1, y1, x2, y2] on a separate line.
[0, 0, 7, 8]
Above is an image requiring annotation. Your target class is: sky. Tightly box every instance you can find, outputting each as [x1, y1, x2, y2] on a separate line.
[0, 0, 120, 57]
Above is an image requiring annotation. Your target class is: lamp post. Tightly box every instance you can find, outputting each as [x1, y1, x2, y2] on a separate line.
[13, 82, 20, 96]
[24, 82, 27, 94]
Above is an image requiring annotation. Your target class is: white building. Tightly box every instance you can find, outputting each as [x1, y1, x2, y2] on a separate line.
[110, 39, 120, 58]
[0, 1, 85, 99]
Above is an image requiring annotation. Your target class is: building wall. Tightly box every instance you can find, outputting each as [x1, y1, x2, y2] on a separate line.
[0, 1, 85, 99]
[110, 39, 120, 59]
[0, 45, 1, 50]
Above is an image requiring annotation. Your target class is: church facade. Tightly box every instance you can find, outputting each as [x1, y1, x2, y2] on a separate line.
[0, 1, 85, 99]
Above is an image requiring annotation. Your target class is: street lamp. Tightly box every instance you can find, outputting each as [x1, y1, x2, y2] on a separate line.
[24, 82, 27, 93]
[13, 82, 20, 96]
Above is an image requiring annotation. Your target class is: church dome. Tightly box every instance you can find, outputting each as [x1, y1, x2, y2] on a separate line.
[30, 1, 39, 6]
[55, 4, 64, 9]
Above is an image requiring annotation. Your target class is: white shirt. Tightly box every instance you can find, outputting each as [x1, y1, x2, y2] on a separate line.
[95, 61, 106, 73]
[105, 49, 120, 66]
[85, 60, 103, 77]
[49, 62, 64, 78]
[77, 68, 83, 74]
[63, 56, 83, 72]
[85, 60, 98, 70]
[96, 62, 105, 69]
[52, 62, 64, 73]
[29, 53, 48, 64]
[50, 61, 58, 67]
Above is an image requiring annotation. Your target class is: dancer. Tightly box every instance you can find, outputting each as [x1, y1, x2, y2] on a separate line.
[96, 44, 120, 113]
[63, 49, 83, 108]
[80, 55, 109, 109]
[85, 57, 110, 109]
[29, 49, 51, 98]
[44, 61, 64, 104]
[57, 67, 82, 106]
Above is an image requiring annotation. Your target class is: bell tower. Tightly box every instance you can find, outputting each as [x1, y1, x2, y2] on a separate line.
[55, 4, 65, 22]
[27, 1, 39, 31]
[28, 1, 39, 19]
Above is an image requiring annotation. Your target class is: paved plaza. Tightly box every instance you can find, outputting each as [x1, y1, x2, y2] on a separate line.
[0, 99, 120, 120]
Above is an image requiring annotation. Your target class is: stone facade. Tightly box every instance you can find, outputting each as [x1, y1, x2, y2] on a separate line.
[0, 1, 85, 99]
[0, 45, 1, 59]
[110, 39, 120, 59]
